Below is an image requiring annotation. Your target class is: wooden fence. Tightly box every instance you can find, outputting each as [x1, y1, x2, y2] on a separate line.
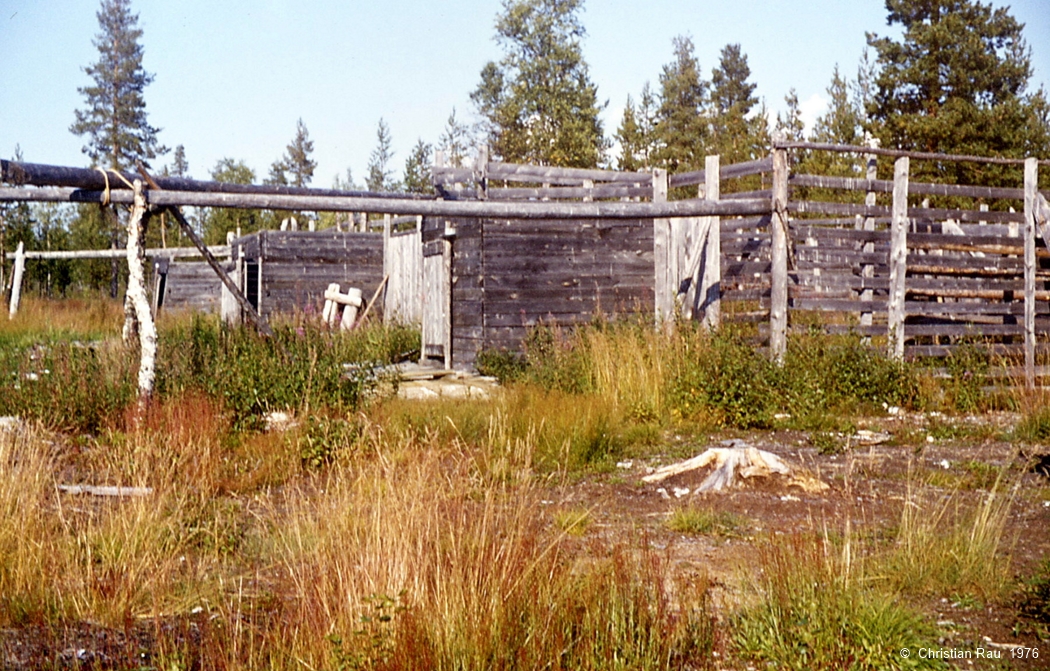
[432, 145, 1050, 382]
[5, 149, 1050, 383]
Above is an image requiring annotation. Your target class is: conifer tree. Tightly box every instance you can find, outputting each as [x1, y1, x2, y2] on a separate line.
[203, 159, 260, 244]
[438, 108, 472, 168]
[776, 89, 806, 144]
[283, 119, 317, 188]
[70, 0, 166, 170]
[614, 84, 658, 171]
[867, 0, 1050, 185]
[652, 36, 708, 172]
[171, 144, 189, 177]
[402, 140, 433, 194]
[471, 0, 606, 167]
[708, 43, 767, 165]
[366, 119, 397, 192]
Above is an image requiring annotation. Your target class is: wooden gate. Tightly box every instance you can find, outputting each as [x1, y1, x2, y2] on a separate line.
[421, 238, 451, 368]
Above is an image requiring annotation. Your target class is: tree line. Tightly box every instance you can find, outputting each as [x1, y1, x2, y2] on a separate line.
[2, 0, 1049, 297]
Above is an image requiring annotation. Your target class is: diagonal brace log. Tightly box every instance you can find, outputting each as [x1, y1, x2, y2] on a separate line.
[137, 163, 272, 337]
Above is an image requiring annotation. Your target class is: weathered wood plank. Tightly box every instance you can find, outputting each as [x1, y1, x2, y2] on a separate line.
[887, 157, 910, 359]
[1025, 158, 1039, 387]
[770, 146, 789, 361]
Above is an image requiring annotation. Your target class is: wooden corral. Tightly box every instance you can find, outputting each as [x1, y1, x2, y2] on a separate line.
[4, 148, 1050, 383]
[431, 146, 1050, 381]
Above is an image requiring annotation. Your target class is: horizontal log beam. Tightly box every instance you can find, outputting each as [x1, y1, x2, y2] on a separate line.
[4, 245, 229, 260]
[789, 200, 1025, 223]
[773, 141, 1050, 167]
[485, 162, 651, 185]
[668, 156, 774, 188]
[790, 173, 1029, 200]
[1, 159, 431, 200]
[0, 186, 771, 219]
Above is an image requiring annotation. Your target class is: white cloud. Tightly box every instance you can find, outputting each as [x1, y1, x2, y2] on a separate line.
[798, 93, 828, 134]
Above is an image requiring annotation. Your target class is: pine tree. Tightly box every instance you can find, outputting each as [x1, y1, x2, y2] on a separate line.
[402, 140, 433, 194]
[70, 0, 167, 170]
[366, 119, 397, 192]
[283, 119, 317, 188]
[708, 43, 767, 165]
[471, 0, 606, 167]
[614, 85, 658, 171]
[776, 89, 806, 144]
[171, 144, 189, 177]
[810, 66, 864, 146]
[438, 108, 472, 168]
[867, 0, 1050, 186]
[203, 159, 261, 244]
[652, 36, 708, 172]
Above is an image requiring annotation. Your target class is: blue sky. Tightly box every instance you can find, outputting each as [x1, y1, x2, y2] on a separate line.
[1, 0, 1048, 187]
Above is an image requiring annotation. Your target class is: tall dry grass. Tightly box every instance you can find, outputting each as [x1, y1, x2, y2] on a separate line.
[0, 296, 124, 345]
[881, 472, 1017, 600]
[262, 433, 713, 670]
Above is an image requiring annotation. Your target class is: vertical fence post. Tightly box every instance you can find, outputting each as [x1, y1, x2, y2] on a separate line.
[8, 241, 24, 319]
[1024, 157, 1038, 388]
[653, 168, 671, 325]
[474, 146, 488, 200]
[701, 154, 721, 329]
[887, 156, 910, 361]
[860, 148, 877, 331]
[770, 145, 789, 362]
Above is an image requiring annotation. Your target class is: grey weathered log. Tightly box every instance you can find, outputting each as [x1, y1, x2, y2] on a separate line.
[486, 162, 651, 185]
[888, 156, 910, 360]
[652, 169, 672, 324]
[0, 185, 769, 220]
[773, 141, 1050, 167]
[5, 245, 229, 260]
[860, 150, 877, 329]
[8, 241, 24, 318]
[701, 154, 721, 329]
[669, 156, 774, 187]
[487, 184, 653, 200]
[1, 160, 431, 200]
[790, 199, 1024, 223]
[790, 173, 1028, 201]
[1025, 158, 1038, 388]
[770, 146, 789, 362]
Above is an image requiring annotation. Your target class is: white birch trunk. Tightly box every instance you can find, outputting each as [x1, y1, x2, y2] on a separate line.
[126, 180, 158, 400]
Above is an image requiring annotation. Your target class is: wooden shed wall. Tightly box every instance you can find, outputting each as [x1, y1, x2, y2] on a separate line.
[430, 216, 654, 367]
[161, 261, 222, 313]
[235, 230, 385, 320]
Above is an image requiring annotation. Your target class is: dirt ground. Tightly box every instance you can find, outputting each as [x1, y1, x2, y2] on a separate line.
[548, 411, 1050, 670]
[2, 409, 1048, 670]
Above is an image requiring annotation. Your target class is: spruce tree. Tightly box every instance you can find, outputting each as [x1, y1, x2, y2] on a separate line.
[614, 84, 658, 171]
[402, 140, 433, 194]
[776, 89, 806, 144]
[171, 144, 189, 177]
[708, 43, 767, 165]
[283, 119, 317, 188]
[652, 36, 708, 173]
[867, 0, 1050, 186]
[203, 159, 260, 244]
[471, 0, 606, 167]
[438, 108, 472, 168]
[70, 0, 167, 170]
[366, 119, 397, 192]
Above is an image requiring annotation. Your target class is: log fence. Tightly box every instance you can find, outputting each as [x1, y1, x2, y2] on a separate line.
[4, 143, 1050, 382]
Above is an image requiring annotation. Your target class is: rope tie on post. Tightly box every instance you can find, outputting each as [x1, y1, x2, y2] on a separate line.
[95, 167, 111, 206]
[94, 168, 137, 206]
